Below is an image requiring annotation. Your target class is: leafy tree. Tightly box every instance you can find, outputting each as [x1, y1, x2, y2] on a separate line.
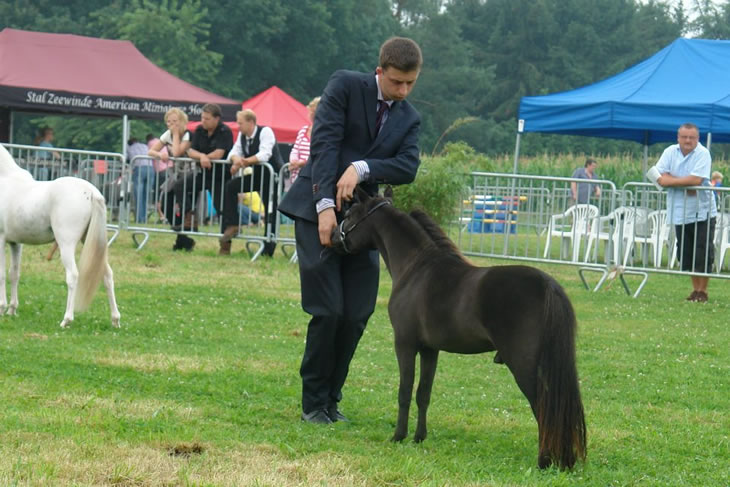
[405, 11, 495, 154]
[89, 0, 223, 92]
[691, 0, 730, 38]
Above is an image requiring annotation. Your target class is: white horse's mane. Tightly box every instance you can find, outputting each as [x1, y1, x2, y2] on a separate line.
[0, 144, 33, 180]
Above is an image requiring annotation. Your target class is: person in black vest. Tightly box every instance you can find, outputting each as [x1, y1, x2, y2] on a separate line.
[172, 103, 233, 251]
[219, 108, 281, 255]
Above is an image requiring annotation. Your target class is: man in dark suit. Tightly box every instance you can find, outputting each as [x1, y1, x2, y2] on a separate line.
[279, 37, 423, 424]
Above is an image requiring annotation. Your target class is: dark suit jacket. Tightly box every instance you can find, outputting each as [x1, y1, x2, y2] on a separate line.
[279, 70, 421, 223]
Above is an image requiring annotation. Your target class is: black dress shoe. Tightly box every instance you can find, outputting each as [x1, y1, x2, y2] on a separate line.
[327, 407, 349, 422]
[262, 241, 276, 257]
[301, 410, 333, 424]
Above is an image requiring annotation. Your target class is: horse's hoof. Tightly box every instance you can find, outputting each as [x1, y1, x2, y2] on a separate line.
[111, 318, 121, 328]
[538, 454, 553, 470]
[413, 432, 427, 443]
[390, 433, 406, 443]
[7, 307, 17, 316]
[59, 320, 71, 328]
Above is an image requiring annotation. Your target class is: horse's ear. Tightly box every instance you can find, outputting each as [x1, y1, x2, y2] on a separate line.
[383, 185, 394, 202]
[354, 186, 370, 203]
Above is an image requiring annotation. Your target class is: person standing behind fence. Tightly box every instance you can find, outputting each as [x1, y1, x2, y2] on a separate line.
[279, 36, 423, 425]
[656, 123, 717, 302]
[219, 109, 280, 255]
[128, 137, 154, 224]
[286, 97, 320, 192]
[33, 126, 60, 180]
[172, 103, 233, 251]
[570, 158, 601, 204]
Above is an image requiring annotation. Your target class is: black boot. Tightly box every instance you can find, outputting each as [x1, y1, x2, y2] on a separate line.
[173, 234, 196, 251]
[262, 241, 276, 257]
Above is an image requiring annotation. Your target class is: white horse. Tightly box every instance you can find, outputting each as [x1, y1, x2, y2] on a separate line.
[0, 145, 120, 328]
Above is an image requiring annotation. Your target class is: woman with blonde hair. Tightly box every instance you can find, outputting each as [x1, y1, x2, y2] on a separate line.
[148, 108, 193, 247]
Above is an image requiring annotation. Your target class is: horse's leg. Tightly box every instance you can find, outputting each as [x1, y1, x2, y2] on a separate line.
[58, 243, 79, 328]
[391, 340, 417, 442]
[0, 236, 6, 315]
[103, 260, 121, 328]
[413, 347, 439, 443]
[503, 358, 547, 467]
[7, 242, 22, 315]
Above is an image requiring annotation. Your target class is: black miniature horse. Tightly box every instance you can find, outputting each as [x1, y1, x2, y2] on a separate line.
[331, 188, 586, 470]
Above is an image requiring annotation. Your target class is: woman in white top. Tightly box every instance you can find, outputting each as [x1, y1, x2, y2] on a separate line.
[148, 107, 192, 224]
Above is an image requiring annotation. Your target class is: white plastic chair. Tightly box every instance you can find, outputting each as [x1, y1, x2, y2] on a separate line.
[584, 206, 636, 266]
[636, 209, 672, 267]
[543, 204, 599, 261]
[715, 213, 730, 271]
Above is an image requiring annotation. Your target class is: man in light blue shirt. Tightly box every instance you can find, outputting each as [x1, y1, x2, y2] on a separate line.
[656, 123, 717, 302]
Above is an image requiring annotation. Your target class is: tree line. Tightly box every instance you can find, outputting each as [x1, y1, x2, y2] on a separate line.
[2, 0, 730, 157]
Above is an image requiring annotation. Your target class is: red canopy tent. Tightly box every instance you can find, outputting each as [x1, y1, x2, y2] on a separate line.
[242, 86, 310, 144]
[0, 28, 240, 121]
[187, 86, 310, 145]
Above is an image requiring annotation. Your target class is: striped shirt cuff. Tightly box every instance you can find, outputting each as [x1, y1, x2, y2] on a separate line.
[352, 160, 370, 182]
[316, 198, 336, 214]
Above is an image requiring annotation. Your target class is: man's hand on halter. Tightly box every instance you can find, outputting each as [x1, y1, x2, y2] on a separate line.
[318, 208, 337, 247]
[336, 165, 359, 211]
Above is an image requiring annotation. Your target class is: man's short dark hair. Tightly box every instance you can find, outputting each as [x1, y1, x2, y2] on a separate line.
[585, 157, 597, 168]
[202, 103, 222, 118]
[679, 122, 699, 133]
[379, 37, 423, 72]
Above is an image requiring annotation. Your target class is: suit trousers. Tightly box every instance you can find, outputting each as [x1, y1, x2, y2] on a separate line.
[295, 218, 380, 413]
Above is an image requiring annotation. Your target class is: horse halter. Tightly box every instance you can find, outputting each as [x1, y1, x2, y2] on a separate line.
[337, 199, 391, 254]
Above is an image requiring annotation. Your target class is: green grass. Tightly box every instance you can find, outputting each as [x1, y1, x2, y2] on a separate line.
[1, 233, 728, 486]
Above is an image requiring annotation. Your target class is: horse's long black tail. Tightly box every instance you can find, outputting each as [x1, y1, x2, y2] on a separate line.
[536, 278, 586, 470]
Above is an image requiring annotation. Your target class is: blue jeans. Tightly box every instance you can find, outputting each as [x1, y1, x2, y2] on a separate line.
[239, 203, 260, 225]
[133, 165, 155, 223]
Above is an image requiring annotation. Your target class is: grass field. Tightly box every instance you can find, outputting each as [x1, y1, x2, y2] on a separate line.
[1, 232, 728, 486]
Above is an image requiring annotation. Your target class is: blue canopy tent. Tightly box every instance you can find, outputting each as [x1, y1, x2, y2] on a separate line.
[515, 38, 730, 173]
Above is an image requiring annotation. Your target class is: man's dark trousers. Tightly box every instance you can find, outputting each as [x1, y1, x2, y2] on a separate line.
[221, 165, 276, 230]
[295, 218, 380, 413]
[171, 164, 231, 225]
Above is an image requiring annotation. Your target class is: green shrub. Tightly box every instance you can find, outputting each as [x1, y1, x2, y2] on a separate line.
[393, 142, 486, 226]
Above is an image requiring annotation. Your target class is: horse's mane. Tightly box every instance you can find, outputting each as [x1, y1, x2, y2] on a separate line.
[408, 209, 469, 263]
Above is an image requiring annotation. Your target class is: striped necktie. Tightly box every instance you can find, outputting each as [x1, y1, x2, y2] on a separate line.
[375, 100, 389, 134]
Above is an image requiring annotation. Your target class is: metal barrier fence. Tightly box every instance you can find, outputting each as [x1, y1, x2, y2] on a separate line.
[2, 143, 127, 242]
[620, 182, 730, 275]
[5, 142, 728, 287]
[450, 172, 730, 297]
[125, 155, 278, 260]
[274, 163, 298, 262]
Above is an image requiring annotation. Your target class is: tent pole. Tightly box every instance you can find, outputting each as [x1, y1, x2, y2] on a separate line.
[504, 120, 524, 254]
[9, 110, 14, 143]
[642, 131, 649, 181]
[120, 114, 130, 228]
[706, 132, 712, 151]
[512, 119, 524, 174]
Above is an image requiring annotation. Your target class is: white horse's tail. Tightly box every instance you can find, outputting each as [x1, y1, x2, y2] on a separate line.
[74, 193, 108, 312]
